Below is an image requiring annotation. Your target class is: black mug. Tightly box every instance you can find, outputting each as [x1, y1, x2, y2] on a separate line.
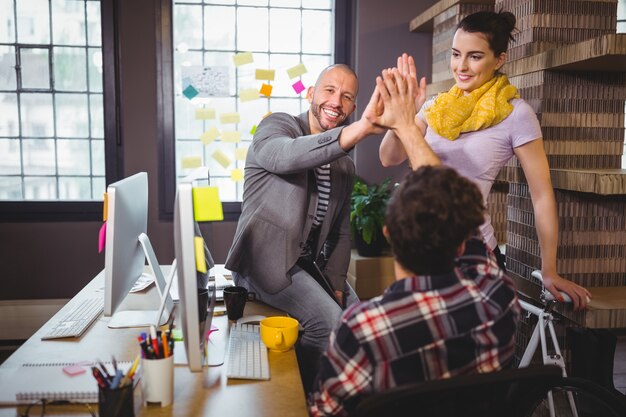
[223, 286, 256, 321]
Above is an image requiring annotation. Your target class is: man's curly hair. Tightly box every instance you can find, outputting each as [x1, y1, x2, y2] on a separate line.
[385, 165, 485, 275]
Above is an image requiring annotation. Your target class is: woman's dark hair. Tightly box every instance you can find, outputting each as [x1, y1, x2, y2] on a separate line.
[457, 10, 517, 55]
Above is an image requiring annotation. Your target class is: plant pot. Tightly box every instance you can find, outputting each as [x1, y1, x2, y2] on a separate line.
[354, 229, 385, 257]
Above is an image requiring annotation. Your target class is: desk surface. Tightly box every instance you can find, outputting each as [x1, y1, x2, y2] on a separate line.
[0, 269, 308, 417]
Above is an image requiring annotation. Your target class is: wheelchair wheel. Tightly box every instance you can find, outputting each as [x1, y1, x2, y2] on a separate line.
[525, 377, 626, 417]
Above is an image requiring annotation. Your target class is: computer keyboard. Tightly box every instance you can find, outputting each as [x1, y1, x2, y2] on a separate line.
[226, 323, 270, 380]
[41, 297, 104, 340]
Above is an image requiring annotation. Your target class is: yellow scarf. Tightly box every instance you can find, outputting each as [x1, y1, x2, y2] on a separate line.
[424, 74, 519, 140]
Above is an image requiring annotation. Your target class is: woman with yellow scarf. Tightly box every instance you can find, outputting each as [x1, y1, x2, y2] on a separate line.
[376, 10, 591, 310]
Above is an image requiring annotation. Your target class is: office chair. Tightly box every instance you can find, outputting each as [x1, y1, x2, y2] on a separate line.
[353, 365, 564, 417]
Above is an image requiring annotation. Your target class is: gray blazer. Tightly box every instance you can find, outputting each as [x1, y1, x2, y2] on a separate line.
[225, 112, 355, 294]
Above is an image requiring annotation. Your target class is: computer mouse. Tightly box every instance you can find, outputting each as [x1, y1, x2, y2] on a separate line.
[236, 315, 267, 325]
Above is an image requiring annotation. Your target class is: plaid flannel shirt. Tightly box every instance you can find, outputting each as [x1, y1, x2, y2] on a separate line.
[308, 238, 520, 417]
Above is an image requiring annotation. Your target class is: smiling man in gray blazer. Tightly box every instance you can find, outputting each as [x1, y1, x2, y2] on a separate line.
[226, 64, 384, 361]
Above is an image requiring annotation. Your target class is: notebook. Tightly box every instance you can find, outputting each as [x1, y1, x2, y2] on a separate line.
[0, 361, 133, 404]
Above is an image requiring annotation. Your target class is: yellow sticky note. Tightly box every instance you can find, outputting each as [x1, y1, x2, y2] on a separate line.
[286, 63, 308, 79]
[194, 236, 207, 273]
[181, 155, 202, 169]
[239, 88, 259, 102]
[200, 127, 220, 145]
[192, 186, 224, 222]
[212, 150, 232, 168]
[230, 169, 244, 182]
[255, 69, 275, 81]
[235, 147, 248, 160]
[222, 130, 241, 143]
[103, 192, 108, 221]
[233, 52, 253, 67]
[195, 108, 216, 120]
[259, 83, 273, 97]
[262, 111, 272, 119]
[220, 112, 240, 124]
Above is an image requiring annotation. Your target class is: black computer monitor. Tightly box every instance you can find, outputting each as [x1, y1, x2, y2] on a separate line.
[173, 175, 218, 372]
[104, 172, 174, 328]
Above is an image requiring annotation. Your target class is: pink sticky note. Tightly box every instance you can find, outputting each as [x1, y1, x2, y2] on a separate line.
[98, 222, 107, 253]
[206, 325, 219, 340]
[292, 80, 305, 94]
[63, 364, 87, 377]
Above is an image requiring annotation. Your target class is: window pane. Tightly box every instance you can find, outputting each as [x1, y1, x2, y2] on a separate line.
[301, 54, 331, 88]
[271, 0, 300, 7]
[24, 176, 57, 199]
[59, 176, 91, 199]
[175, 95, 205, 139]
[0, 138, 21, 174]
[88, 48, 103, 92]
[21, 93, 54, 137]
[302, 0, 331, 9]
[0, 177, 23, 199]
[202, 6, 235, 51]
[86, 1, 102, 46]
[239, 0, 268, 5]
[269, 53, 303, 97]
[0, 93, 19, 136]
[20, 47, 50, 89]
[204, 0, 234, 5]
[90, 93, 104, 137]
[52, 0, 86, 45]
[56, 93, 89, 137]
[302, 10, 332, 54]
[17, 0, 51, 44]
[92, 175, 105, 199]
[22, 138, 56, 175]
[174, 5, 204, 50]
[54, 47, 87, 91]
[91, 138, 104, 175]
[237, 7, 268, 51]
[270, 97, 302, 114]
[58, 139, 90, 175]
[0, 0, 16, 43]
[270, 9, 301, 53]
[0, 46, 17, 90]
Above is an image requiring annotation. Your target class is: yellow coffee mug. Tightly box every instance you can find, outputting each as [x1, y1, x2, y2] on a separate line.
[260, 316, 299, 352]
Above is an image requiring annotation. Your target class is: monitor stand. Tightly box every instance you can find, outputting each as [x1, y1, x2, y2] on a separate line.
[108, 233, 175, 328]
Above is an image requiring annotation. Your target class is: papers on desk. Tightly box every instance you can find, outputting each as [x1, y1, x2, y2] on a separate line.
[129, 273, 155, 293]
[168, 264, 233, 302]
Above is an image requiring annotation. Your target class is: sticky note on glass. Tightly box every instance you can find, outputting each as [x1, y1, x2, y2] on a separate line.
[183, 85, 199, 100]
[98, 222, 107, 254]
[222, 130, 241, 143]
[233, 52, 253, 67]
[220, 112, 240, 124]
[292, 80, 306, 94]
[194, 236, 207, 273]
[212, 149, 232, 168]
[262, 111, 272, 119]
[255, 69, 275, 81]
[287, 63, 308, 79]
[103, 192, 108, 221]
[195, 108, 216, 120]
[182, 155, 202, 169]
[239, 88, 259, 102]
[230, 169, 244, 182]
[250, 125, 257, 135]
[200, 127, 220, 145]
[192, 186, 224, 222]
[259, 83, 273, 97]
[235, 147, 248, 160]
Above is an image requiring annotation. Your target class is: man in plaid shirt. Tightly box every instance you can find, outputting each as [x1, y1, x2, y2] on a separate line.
[308, 166, 520, 417]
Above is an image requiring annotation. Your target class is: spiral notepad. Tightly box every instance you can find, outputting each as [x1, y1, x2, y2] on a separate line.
[0, 361, 132, 404]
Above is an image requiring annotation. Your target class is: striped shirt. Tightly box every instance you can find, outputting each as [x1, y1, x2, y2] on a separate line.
[301, 164, 331, 258]
[308, 237, 520, 417]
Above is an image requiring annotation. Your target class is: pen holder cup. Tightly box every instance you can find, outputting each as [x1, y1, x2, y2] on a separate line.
[141, 355, 174, 407]
[98, 383, 135, 417]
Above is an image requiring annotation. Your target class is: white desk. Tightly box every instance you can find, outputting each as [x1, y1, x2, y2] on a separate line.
[0, 269, 308, 417]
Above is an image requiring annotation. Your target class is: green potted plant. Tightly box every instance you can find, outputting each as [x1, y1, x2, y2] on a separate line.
[350, 177, 392, 257]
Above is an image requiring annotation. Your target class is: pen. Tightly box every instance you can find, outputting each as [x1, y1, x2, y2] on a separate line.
[97, 359, 112, 381]
[91, 366, 108, 389]
[162, 331, 170, 358]
[138, 336, 149, 358]
[111, 355, 118, 373]
[109, 369, 124, 389]
[119, 355, 141, 388]
[150, 325, 160, 358]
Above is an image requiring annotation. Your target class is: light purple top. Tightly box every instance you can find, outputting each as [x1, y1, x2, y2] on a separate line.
[418, 98, 542, 249]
